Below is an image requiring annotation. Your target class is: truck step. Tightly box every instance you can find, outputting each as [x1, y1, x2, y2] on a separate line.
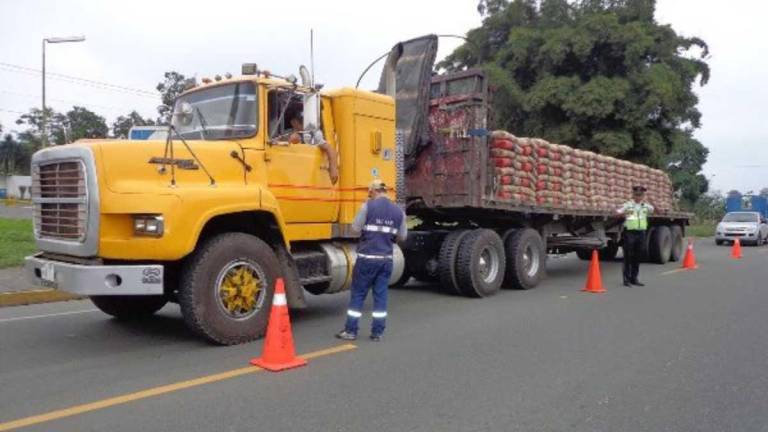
[299, 275, 333, 285]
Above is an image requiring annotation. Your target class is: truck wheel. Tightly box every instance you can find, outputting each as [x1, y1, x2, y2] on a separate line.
[90, 295, 167, 320]
[179, 233, 280, 345]
[576, 250, 592, 260]
[649, 225, 672, 264]
[599, 241, 620, 261]
[455, 229, 505, 297]
[503, 228, 546, 290]
[438, 230, 472, 295]
[669, 225, 684, 261]
[715, 239, 724, 246]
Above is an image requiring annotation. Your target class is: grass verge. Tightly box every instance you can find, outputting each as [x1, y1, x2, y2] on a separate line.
[687, 223, 716, 238]
[0, 218, 36, 268]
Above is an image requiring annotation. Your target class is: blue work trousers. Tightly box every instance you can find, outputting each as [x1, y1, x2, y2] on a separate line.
[344, 257, 392, 336]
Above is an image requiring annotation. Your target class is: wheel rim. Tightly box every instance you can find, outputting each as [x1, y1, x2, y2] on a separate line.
[214, 260, 267, 320]
[478, 246, 501, 284]
[523, 243, 540, 278]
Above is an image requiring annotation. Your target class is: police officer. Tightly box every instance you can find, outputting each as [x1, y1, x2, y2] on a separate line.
[335, 179, 407, 341]
[618, 185, 655, 287]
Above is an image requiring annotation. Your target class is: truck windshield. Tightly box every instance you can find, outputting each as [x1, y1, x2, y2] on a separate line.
[723, 213, 758, 222]
[172, 82, 257, 140]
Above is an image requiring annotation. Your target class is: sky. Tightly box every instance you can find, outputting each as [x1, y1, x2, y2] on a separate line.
[0, 0, 766, 194]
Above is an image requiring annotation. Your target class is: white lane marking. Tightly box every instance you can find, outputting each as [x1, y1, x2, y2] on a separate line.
[0, 309, 99, 324]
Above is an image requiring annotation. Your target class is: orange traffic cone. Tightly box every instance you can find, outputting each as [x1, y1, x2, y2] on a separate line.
[581, 250, 606, 293]
[250, 278, 307, 372]
[731, 238, 743, 259]
[681, 239, 698, 269]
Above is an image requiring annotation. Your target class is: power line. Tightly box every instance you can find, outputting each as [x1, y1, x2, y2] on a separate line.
[0, 108, 25, 115]
[0, 89, 145, 113]
[0, 62, 160, 99]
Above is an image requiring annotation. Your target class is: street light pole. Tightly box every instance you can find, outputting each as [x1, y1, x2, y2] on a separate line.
[41, 35, 85, 147]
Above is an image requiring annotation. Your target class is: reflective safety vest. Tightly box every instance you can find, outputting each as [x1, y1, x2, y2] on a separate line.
[357, 197, 404, 257]
[621, 201, 653, 231]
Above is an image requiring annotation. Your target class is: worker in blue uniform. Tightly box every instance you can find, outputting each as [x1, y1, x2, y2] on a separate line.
[336, 179, 407, 341]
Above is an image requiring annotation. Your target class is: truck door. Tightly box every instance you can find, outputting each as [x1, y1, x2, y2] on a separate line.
[264, 89, 339, 223]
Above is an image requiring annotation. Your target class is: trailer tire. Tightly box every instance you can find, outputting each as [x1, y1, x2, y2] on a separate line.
[455, 229, 505, 297]
[90, 295, 167, 320]
[503, 228, 546, 290]
[179, 233, 279, 345]
[599, 241, 620, 261]
[669, 225, 684, 262]
[649, 225, 672, 264]
[438, 230, 472, 295]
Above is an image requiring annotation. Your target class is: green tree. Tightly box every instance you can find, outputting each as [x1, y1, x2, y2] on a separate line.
[156, 71, 187, 124]
[15, 107, 62, 148]
[0, 134, 32, 175]
[53, 106, 108, 144]
[442, 0, 710, 203]
[112, 111, 156, 138]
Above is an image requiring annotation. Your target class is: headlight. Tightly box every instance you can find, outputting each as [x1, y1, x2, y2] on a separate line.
[133, 215, 164, 237]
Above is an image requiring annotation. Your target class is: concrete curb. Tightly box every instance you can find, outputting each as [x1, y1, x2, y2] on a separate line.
[0, 289, 82, 307]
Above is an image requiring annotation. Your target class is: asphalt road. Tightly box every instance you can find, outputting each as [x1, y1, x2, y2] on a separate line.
[0, 203, 32, 220]
[1, 240, 767, 432]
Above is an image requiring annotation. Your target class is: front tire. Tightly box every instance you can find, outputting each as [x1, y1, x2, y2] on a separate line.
[715, 239, 724, 246]
[179, 233, 280, 345]
[90, 295, 167, 320]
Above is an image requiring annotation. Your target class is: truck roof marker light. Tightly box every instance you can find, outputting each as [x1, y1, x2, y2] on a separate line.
[214, 75, 222, 81]
[225, 72, 232, 79]
[201, 77, 212, 84]
[242, 63, 258, 75]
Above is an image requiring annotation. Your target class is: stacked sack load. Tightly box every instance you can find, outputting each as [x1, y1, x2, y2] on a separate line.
[489, 130, 676, 213]
[532, 139, 566, 208]
[489, 131, 536, 204]
[560, 145, 590, 210]
[588, 154, 612, 211]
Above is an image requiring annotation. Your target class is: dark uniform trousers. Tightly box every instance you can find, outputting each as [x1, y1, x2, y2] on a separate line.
[622, 230, 646, 283]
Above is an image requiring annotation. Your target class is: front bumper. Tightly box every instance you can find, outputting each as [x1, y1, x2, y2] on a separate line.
[715, 232, 756, 242]
[25, 254, 164, 296]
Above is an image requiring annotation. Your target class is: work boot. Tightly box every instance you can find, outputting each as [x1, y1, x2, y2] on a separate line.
[623, 280, 632, 287]
[631, 280, 645, 286]
[335, 330, 357, 341]
[370, 334, 383, 342]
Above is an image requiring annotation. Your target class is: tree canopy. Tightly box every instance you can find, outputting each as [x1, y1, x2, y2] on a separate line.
[440, 0, 710, 203]
[112, 111, 156, 138]
[156, 71, 187, 124]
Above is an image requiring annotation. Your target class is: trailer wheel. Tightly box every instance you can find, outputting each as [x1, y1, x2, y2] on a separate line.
[90, 295, 167, 320]
[455, 229, 505, 297]
[599, 241, 620, 261]
[669, 225, 684, 262]
[438, 230, 472, 295]
[576, 249, 592, 260]
[503, 228, 546, 290]
[649, 225, 672, 264]
[179, 233, 279, 345]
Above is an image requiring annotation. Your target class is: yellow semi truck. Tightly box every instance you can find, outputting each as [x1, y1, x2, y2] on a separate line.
[25, 35, 689, 344]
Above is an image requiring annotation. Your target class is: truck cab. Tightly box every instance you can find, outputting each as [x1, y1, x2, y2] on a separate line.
[25, 70, 404, 344]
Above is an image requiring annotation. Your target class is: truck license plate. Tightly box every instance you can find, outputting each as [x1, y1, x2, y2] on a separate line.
[41, 262, 56, 284]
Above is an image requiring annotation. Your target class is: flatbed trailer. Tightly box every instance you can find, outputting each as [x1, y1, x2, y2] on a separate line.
[387, 45, 690, 296]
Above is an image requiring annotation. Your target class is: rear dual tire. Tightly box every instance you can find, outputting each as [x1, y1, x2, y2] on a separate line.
[438, 229, 506, 297]
[503, 228, 546, 290]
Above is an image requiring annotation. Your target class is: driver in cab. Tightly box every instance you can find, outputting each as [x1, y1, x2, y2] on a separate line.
[285, 113, 339, 185]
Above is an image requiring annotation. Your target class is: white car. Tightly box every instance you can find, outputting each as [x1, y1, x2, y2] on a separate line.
[715, 212, 768, 246]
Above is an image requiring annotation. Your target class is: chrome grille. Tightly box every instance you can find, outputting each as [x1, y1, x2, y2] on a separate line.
[32, 160, 88, 242]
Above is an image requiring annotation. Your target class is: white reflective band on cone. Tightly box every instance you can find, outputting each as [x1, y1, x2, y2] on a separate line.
[347, 310, 362, 318]
[372, 311, 387, 318]
[273, 293, 287, 306]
